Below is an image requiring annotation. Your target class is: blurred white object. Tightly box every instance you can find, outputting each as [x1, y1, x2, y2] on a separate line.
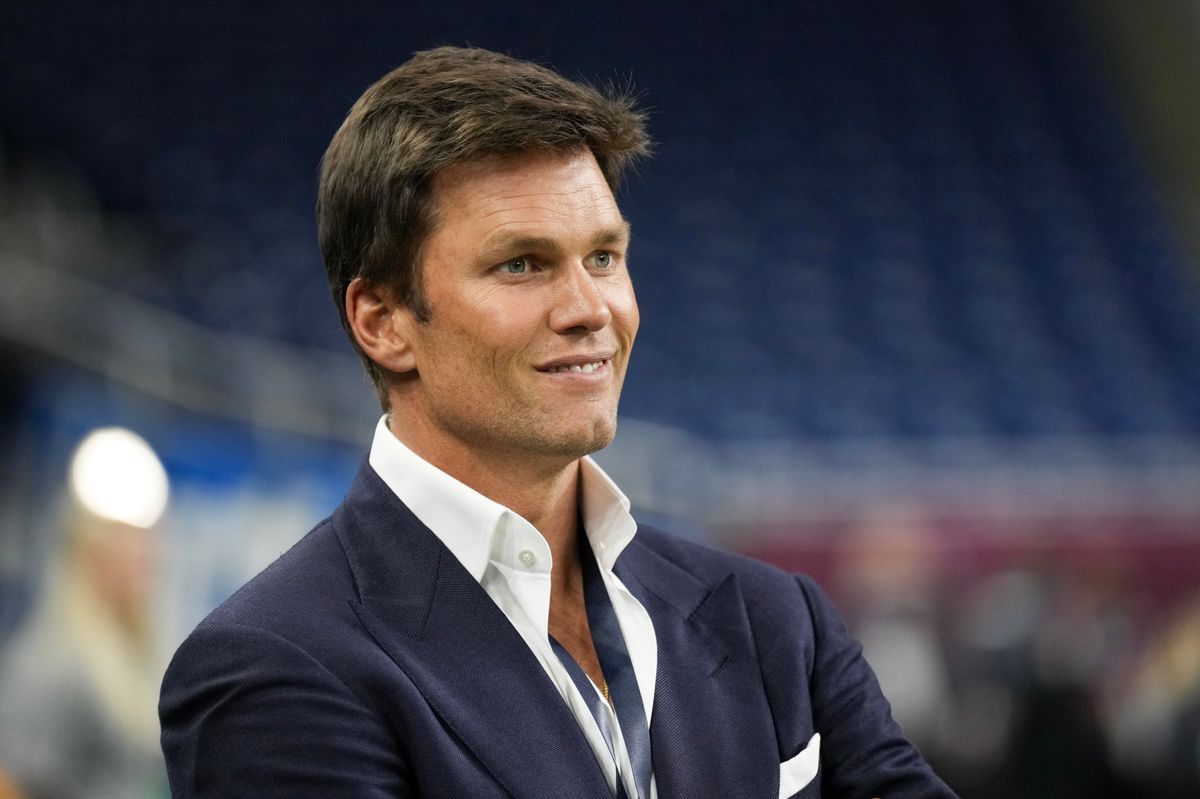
[69, 427, 169, 529]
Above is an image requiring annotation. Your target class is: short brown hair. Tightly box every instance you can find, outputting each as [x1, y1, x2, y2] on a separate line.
[317, 46, 651, 409]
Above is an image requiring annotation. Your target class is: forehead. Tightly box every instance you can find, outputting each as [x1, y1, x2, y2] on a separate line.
[428, 149, 624, 239]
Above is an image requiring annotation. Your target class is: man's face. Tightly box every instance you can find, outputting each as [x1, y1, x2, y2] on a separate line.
[395, 148, 639, 467]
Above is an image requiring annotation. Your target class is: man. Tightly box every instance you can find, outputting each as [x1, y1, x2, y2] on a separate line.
[160, 47, 956, 798]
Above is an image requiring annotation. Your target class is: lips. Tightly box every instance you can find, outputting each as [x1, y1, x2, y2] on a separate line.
[545, 360, 606, 374]
[535, 354, 614, 374]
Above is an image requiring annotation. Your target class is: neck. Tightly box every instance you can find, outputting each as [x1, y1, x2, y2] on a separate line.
[385, 413, 586, 576]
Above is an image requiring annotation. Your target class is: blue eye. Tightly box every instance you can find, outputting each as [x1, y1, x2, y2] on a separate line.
[500, 257, 530, 274]
[593, 252, 613, 269]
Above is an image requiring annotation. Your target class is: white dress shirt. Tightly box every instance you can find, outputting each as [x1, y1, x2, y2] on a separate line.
[368, 416, 658, 798]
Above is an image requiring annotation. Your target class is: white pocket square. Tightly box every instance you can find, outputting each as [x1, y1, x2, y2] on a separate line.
[778, 732, 821, 798]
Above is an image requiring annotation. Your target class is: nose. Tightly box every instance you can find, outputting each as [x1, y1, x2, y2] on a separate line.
[549, 262, 612, 334]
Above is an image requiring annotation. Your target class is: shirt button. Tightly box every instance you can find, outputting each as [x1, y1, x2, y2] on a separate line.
[518, 549, 536, 567]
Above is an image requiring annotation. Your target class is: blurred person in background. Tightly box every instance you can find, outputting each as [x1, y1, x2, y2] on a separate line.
[159, 46, 956, 798]
[0, 429, 169, 799]
[1108, 591, 1200, 798]
[832, 505, 952, 758]
[939, 559, 1131, 799]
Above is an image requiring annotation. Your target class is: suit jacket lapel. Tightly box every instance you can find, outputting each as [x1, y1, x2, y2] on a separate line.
[333, 464, 611, 798]
[617, 537, 780, 799]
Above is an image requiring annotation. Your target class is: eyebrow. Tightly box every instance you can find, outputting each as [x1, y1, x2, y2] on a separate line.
[481, 221, 632, 261]
[592, 222, 632, 249]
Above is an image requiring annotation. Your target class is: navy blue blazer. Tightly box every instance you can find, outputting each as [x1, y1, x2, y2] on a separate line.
[160, 463, 955, 798]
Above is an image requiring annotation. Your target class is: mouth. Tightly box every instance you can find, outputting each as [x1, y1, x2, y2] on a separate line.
[535, 354, 615, 375]
[541, 359, 609, 374]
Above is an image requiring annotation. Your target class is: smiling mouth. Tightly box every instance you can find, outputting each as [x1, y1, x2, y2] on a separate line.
[540, 359, 609, 374]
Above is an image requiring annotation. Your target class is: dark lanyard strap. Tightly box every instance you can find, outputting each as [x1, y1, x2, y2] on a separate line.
[549, 534, 653, 799]
[548, 636, 630, 799]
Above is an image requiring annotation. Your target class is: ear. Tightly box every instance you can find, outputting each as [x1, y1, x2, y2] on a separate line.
[345, 277, 419, 374]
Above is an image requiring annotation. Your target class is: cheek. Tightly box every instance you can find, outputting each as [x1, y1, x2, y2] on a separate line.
[434, 319, 527, 386]
[609, 282, 640, 340]
[470, 302, 544, 353]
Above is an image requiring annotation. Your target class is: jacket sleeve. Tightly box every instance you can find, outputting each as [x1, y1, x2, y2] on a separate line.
[159, 620, 412, 798]
[796, 574, 958, 798]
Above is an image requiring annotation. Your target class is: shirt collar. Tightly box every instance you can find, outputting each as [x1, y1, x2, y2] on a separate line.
[367, 415, 637, 580]
[578, 454, 638, 571]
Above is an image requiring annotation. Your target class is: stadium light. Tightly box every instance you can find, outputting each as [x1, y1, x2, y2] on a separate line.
[69, 427, 169, 529]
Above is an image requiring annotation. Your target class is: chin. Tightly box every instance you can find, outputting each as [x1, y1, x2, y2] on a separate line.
[541, 417, 618, 459]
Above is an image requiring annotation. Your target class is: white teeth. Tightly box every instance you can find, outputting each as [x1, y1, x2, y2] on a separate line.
[550, 361, 603, 373]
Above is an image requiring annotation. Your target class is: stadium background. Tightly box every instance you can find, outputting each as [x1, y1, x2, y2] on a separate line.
[2, 0, 1200, 795]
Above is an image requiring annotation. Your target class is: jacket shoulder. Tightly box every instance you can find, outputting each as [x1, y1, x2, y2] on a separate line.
[200, 515, 353, 634]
